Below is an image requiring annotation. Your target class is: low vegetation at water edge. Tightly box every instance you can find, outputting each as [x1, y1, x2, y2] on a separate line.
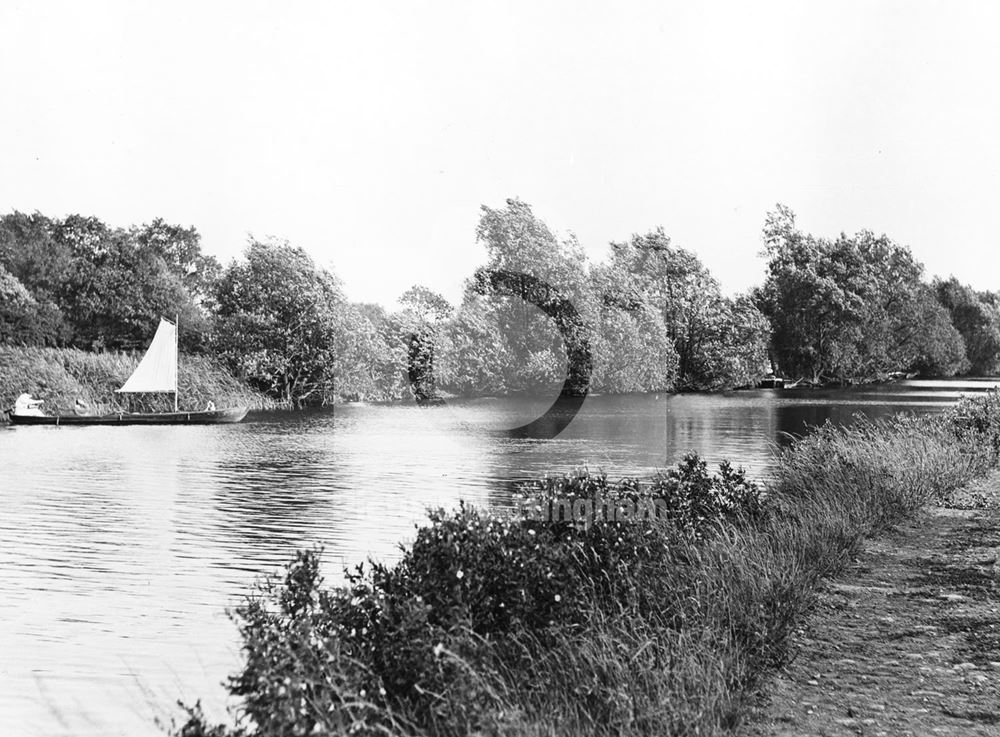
[170, 393, 1000, 737]
[0, 346, 274, 419]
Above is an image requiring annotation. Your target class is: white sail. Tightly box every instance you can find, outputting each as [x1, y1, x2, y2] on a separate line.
[116, 318, 178, 393]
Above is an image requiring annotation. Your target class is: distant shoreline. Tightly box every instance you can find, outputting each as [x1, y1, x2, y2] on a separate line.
[5, 342, 997, 425]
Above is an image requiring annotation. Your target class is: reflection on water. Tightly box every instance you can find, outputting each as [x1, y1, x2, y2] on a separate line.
[0, 379, 996, 735]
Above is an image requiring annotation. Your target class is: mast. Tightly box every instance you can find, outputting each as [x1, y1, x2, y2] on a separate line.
[174, 313, 179, 412]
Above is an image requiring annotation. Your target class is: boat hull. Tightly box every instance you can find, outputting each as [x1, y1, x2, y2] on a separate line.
[9, 407, 249, 426]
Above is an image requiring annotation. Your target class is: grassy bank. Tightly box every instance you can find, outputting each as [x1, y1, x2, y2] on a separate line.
[171, 393, 1000, 737]
[0, 346, 277, 420]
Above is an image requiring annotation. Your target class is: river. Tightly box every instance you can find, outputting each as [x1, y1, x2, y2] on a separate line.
[1, 379, 997, 735]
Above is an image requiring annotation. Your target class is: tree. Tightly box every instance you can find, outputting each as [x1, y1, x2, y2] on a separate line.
[687, 295, 772, 391]
[475, 198, 588, 298]
[0, 212, 72, 305]
[608, 228, 769, 390]
[755, 205, 962, 381]
[63, 228, 207, 351]
[461, 199, 592, 394]
[396, 286, 453, 402]
[0, 264, 33, 316]
[588, 262, 678, 393]
[130, 218, 221, 301]
[336, 302, 408, 402]
[398, 285, 453, 324]
[755, 206, 869, 382]
[894, 286, 969, 376]
[0, 211, 73, 342]
[934, 277, 1000, 375]
[212, 238, 346, 405]
[0, 211, 212, 350]
[436, 294, 514, 395]
[0, 264, 65, 345]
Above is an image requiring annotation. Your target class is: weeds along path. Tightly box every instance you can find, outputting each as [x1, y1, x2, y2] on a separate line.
[742, 489, 1000, 736]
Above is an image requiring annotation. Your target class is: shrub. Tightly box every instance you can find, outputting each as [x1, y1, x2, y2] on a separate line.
[646, 454, 765, 537]
[945, 389, 1000, 466]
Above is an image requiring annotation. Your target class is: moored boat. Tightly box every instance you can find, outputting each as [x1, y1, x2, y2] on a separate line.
[10, 407, 249, 425]
[9, 317, 249, 426]
[9, 407, 248, 426]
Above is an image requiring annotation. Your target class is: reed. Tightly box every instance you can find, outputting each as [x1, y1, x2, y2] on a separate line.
[168, 393, 1000, 737]
[0, 345, 277, 419]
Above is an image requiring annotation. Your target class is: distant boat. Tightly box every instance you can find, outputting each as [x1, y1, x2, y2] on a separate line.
[10, 317, 248, 426]
[758, 376, 787, 389]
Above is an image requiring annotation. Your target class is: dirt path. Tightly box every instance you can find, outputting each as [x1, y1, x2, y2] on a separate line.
[742, 500, 1000, 736]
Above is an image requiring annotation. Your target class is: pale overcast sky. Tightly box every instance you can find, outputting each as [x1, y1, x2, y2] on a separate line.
[2, 1, 999, 307]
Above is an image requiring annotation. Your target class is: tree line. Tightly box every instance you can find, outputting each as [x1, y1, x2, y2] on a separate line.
[1, 201, 998, 405]
[756, 205, 998, 381]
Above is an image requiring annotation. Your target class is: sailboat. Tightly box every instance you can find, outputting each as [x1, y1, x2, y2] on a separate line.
[10, 317, 249, 426]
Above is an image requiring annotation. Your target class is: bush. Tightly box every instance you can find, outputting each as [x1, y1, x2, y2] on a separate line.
[945, 389, 1000, 466]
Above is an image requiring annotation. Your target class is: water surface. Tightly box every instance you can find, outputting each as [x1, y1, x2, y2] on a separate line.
[1, 380, 996, 735]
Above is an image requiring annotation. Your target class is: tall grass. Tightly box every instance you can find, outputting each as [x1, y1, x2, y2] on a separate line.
[0, 346, 276, 419]
[171, 395, 1000, 737]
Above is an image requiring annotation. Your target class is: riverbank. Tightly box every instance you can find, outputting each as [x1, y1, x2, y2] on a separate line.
[169, 391, 1000, 737]
[741, 492, 1000, 736]
[0, 346, 277, 421]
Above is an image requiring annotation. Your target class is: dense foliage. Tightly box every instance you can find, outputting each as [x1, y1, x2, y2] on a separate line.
[431, 200, 769, 396]
[933, 276, 1000, 376]
[754, 205, 969, 382]
[605, 228, 770, 390]
[211, 239, 349, 406]
[170, 391, 999, 736]
[0, 212, 213, 350]
[3, 202, 999, 409]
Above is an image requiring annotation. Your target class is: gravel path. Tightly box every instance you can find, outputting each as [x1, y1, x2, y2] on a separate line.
[742, 499, 1000, 736]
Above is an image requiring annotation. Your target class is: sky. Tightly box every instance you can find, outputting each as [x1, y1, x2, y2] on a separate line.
[2, 1, 1000, 308]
